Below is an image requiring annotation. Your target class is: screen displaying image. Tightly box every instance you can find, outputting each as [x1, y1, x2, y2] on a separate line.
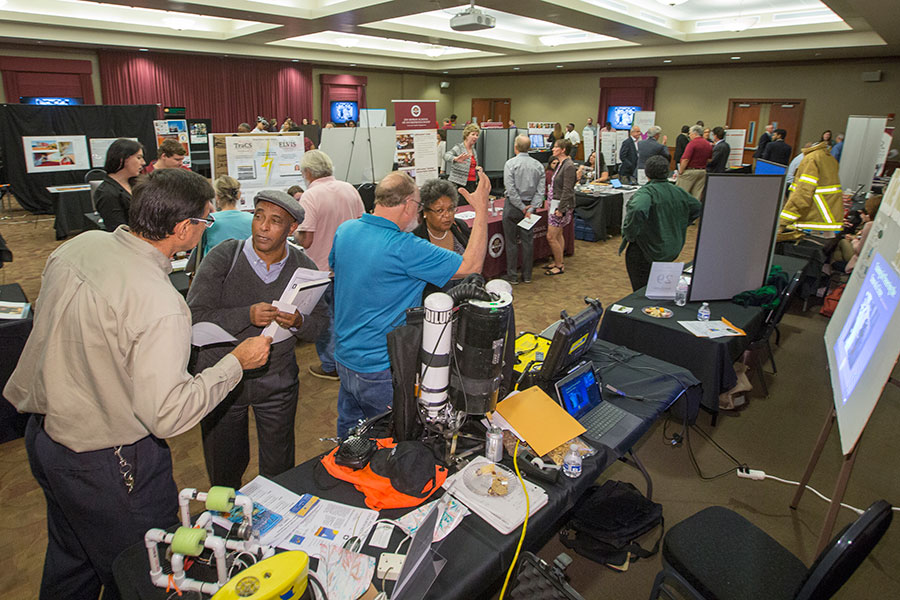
[20, 96, 83, 105]
[529, 134, 546, 149]
[833, 253, 900, 403]
[331, 101, 359, 124]
[558, 367, 600, 419]
[607, 106, 641, 130]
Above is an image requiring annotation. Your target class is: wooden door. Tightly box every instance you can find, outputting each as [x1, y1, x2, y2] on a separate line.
[728, 101, 761, 165]
[768, 101, 805, 154]
[492, 99, 511, 125]
[471, 99, 492, 124]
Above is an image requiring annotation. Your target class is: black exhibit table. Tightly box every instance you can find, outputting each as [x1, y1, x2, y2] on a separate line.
[0, 283, 32, 443]
[574, 190, 623, 241]
[113, 341, 698, 600]
[47, 184, 93, 240]
[775, 238, 830, 306]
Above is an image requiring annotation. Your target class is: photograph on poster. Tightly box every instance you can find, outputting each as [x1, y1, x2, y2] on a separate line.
[397, 151, 416, 168]
[23, 136, 90, 173]
[190, 122, 208, 145]
[397, 134, 414, 150]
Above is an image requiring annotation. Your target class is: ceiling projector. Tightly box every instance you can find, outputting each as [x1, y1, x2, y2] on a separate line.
[450, 6, 496, 32]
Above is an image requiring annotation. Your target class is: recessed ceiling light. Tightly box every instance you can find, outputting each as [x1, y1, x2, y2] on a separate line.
[731, 56, 741, 60]
[663, 59, 672, 63]
[513, 67, 520, 70]
[442, 71, 448, 74]
[139, 48, 149, 52]
[350, 63, 357, 67]
[556, 65, 563, 68]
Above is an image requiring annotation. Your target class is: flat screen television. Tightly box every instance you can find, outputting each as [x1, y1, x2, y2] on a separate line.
[529, 133, 546, 149]
[20, 96, 83, 105]
[330, 101, 359, 124]
[606, 106, 641, 130]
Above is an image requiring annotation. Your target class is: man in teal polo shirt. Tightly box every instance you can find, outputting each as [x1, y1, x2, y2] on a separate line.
[329, 170, 489, 436]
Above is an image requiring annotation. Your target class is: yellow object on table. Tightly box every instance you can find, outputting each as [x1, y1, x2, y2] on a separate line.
[513, 332, 551, 375]
[212, 551, 309, 600]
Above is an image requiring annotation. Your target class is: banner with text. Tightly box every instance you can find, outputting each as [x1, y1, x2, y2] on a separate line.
[224, 134, 305, 210]
[393, 100, 438, 185]
[392, 100, 438, 130]
[724, 129, 747, 168]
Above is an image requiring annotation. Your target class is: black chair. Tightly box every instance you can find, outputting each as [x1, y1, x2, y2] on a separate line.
[83, 168, 107, 228]
[84, 168, 106, 183]
[648, 501, 892, 600]
[741, 272, 801, 396]
[356, 182, 376, 214]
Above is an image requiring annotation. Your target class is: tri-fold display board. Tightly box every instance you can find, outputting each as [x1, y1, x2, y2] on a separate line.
[689, 173, 785, 301]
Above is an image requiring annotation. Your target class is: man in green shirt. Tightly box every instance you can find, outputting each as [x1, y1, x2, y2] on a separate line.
[620, 155, 702, 291]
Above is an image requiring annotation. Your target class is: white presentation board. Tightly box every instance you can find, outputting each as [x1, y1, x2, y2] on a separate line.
[23, 136, 90, 173]
[633, 111, 655, 136]
[89, 137, 137, 169]
[223, 134, 305, 210]
[320, 126, 396, 185]
[839, 115, 887, 195]
[359, 109, 387, 128]
[724, 129, 746, 168]
[825, 170, 900, 455]
[689, 174, 784, 301]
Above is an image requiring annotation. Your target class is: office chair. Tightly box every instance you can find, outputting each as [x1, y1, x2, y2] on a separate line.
[741, 272, 801, 396]
[84, 168, 106, 229]
[648, 501, 892, 600]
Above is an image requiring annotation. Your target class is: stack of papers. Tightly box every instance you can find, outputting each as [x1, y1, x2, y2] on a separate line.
[678, 320, 746, 338]
[0, 301, 31, 319]
[444, 457, 548, 534]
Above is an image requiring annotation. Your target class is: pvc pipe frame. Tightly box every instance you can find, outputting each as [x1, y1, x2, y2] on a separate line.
[179, 487, 254, 533]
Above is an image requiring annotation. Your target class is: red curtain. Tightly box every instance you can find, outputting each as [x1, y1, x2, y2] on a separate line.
[0, 57, 95, 104]
[320, 74, 367, 124]
[98, 51, 312, 132]
[597, 77, 656, 126]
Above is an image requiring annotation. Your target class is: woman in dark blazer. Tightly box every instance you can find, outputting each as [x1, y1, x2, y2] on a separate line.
[545, 139, 576, 275]
[94, 138, 145, 231]
[412, 178, 471, 296]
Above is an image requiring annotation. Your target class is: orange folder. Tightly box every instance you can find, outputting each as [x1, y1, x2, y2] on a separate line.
[495, 386, 586, 457]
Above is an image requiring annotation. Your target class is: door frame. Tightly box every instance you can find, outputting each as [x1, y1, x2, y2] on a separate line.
[727, 98, 805, 155]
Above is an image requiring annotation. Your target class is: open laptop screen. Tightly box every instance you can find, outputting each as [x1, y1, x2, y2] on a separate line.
[555, 361, 602, 420]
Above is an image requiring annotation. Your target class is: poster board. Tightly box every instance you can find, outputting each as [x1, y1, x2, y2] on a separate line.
[319, 127, 397, 185]
[392, 100, 439, 185]
[825, 170, 900, 455]
[23, 136, 90, 173]
[633, 111, 656, 137]
[210, 132, 304, 210]
[724, 129, 746, 168]
[89, 137, 137, 169]
[839, 115, 887, 195]
[689, 174, 784, 301]
[359, 109, 387, 128]
[153, 119, 191, 168]
[615, 130, 629, 163]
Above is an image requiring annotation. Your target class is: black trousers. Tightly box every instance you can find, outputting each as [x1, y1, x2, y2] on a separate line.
[201, 368, 299, 490]
[26, 415, 178, 600]
[501, 204, 535, 280]
[625, 242, 654, 292]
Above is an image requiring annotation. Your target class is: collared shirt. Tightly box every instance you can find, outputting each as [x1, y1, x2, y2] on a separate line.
[330, 213, 462, 372]
[298, 175, 364, 270]
[503, 152, 546, 212]
[682, 137, 713, 169]
[243, 238, 289, 284]
[4, 226, 243, 452]
[565, 130, 581, 146]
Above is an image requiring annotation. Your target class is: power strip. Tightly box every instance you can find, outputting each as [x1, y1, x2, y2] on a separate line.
[377, 552, 406, 581]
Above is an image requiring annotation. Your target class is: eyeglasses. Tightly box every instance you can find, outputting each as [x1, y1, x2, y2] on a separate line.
[407, 198, 424, 210]
[189, 214, 216, 228]
[425, 207, 455, 216]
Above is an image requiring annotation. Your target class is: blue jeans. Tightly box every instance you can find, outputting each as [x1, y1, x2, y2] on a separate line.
[315, 283, 335, 372]
[335, 362, 393, 437]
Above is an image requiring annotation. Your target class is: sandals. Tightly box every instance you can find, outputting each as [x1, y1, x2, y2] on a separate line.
[546, 266, 565, 276]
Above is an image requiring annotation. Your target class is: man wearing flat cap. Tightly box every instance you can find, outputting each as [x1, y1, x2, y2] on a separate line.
[188, 190, 328, 488]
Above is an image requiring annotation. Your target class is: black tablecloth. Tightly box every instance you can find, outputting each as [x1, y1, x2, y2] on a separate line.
[775, 238, 830, 300]
[575, 191, 623, 241]
[112, 340, 694, 600]
[51, 189, 93, 239]
[0, 284, 31, 443]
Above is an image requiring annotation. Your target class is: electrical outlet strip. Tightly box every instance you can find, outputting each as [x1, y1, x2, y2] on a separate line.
[376, 552, 406, 581]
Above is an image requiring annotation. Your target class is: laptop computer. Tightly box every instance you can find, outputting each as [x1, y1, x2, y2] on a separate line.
[609, 178, 623, 189]
[554, 360, 643, 451]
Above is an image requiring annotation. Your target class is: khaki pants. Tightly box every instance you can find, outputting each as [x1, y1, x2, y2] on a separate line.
[676, 168, 707, 200]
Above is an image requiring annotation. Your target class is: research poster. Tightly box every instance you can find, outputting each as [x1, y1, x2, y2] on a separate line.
[633, 111, 656, 137]
[724, 129, 746, 168]
[89, 137, 138, 169]
[225, 134, 305, 210]
[23, 136, 90, 173]
[392, 100, 439, 185]
[154, 119, 191, 167]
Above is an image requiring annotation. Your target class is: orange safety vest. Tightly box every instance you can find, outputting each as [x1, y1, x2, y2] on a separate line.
[320, 438, 447, 510]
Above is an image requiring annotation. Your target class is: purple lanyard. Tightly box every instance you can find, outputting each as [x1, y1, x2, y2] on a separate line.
[548, 161, 563, 201]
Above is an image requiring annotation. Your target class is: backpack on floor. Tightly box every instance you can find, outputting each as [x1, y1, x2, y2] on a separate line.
[559, 480, 663, 570]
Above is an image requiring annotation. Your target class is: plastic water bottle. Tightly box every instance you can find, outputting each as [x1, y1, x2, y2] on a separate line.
[675, 277, 689, 307]
[697, 302, 711, 321]
[562, 444, 583, 479]
[489, 198, 496, 216]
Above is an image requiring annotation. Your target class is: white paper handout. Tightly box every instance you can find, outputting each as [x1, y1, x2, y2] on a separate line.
[191, 322, 238, 347]
[645, 262, 684, 300]
[517, 213, 541, 230]
[678, 320, 744, 338]
[261, 267, 330, 343]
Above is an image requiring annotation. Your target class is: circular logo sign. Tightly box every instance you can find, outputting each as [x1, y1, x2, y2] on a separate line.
[488, 232, 505, 258]
[411, 105, 421, 117]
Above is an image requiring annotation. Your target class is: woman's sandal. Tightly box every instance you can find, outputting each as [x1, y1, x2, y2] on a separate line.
[547, 266, 565, 276]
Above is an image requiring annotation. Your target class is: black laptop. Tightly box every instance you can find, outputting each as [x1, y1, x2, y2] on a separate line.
[554, 360, 643, 451]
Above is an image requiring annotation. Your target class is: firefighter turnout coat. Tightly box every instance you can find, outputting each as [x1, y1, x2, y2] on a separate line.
[780, 141, 842, 233]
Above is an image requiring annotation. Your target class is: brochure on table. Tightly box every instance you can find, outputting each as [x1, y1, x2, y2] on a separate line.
[153, 119, 191, 168]
[89, 137, 138, 169]
[724, 129, 746, 168]
[23, 136, 90, 173]
[392, 100, 439, 185]
[224, 134, 306, 210]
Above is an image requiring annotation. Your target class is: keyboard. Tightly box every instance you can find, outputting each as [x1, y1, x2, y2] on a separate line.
[581, 403, 628, 439]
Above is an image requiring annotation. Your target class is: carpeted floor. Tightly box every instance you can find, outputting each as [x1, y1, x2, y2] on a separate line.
[1, 200, 898, 599]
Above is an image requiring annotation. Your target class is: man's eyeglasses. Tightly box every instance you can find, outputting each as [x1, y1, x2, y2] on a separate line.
[189, 214, 216, 228]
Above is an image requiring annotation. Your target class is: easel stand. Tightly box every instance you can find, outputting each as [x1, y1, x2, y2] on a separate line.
[790, 407, 861, 554]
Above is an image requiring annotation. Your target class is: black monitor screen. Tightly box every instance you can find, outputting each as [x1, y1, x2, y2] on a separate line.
[540, 302, 603, 381]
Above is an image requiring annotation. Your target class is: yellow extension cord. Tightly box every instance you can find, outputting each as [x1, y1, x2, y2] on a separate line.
[498, 439, 529, 600]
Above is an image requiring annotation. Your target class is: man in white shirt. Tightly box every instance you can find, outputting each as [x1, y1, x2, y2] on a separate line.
[564, 123, 581, 158]
[296, 150, 365, 380]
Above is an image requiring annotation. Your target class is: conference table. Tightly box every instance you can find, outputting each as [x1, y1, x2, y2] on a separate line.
[574, 187, 638, 241]
[456, 198, 574, 280]
[113, 340, 700, 600]
[0, 283, 32, 443]
[46, 184, 93, 239]
[598, 255, 808, 422]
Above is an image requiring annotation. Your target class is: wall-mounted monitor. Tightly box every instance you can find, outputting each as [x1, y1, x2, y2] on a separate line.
[20, 97, 83, 106]
[330, 101, 359, 124]
[529, 133, 546, 149]
[606, 106, 641, 130]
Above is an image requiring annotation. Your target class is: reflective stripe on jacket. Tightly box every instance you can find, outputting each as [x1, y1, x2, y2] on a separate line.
[779, 142, 842, 231]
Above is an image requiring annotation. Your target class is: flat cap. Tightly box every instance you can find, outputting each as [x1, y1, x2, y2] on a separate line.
[254, 189, 305, 223]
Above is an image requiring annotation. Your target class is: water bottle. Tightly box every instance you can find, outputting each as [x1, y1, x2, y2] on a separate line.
[697, 302, 711, 321]
[489, 198, 496, 216]
[675, 277, 689, 307]
[562, 444, 583, 479]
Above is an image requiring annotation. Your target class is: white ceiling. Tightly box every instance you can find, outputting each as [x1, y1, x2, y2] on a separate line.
[0, 0, 895, 73]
